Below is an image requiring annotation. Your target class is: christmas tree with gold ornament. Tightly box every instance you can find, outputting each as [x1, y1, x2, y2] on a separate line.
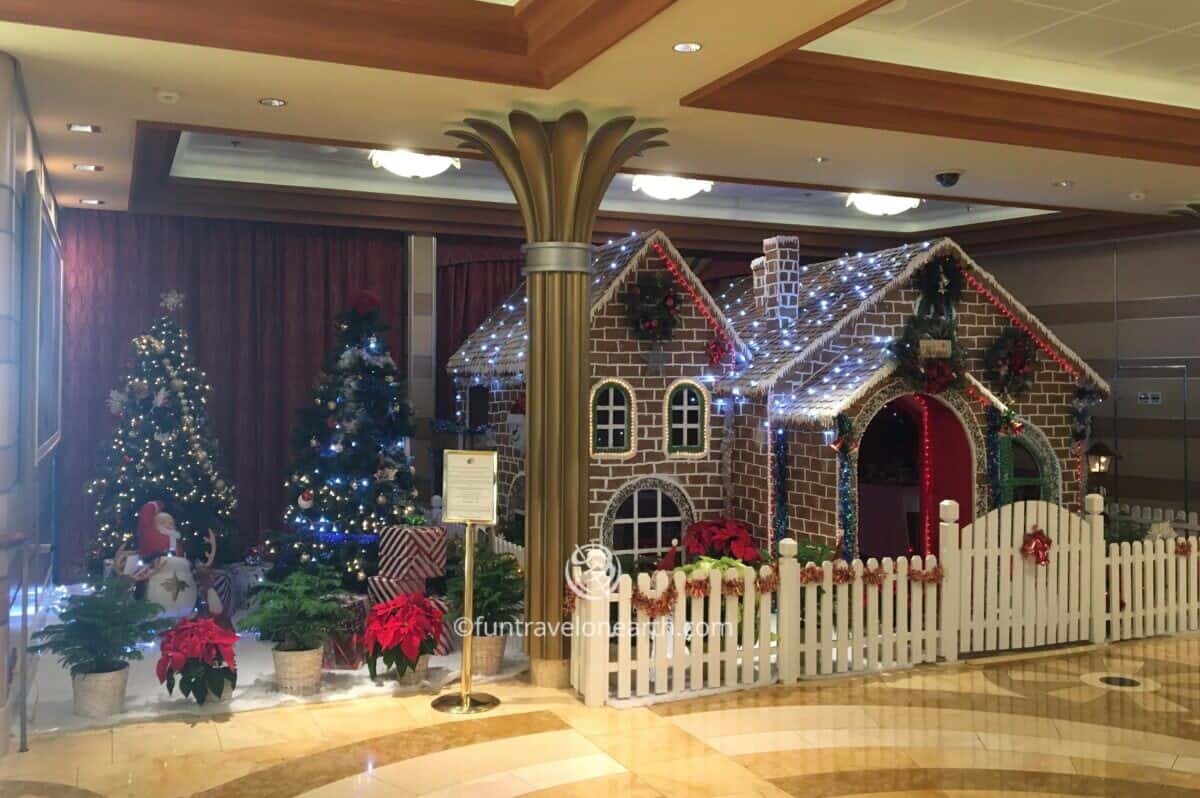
[87, 291, 237, 571]
[280, 290, 421, 587]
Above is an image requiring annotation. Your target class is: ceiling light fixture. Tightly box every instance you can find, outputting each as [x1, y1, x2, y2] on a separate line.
[846, 192, 921, 216]
[79, 198, 105, 206]
[67, 123, 101, 133]
[673, 42, 702, 53]
[258, 97, 287, 107]
[631, 174, 714, 201]
[73, 163, 103, 172]
[368, 149, 461, 179]
[1052, 179, 1074, 189]
[812, 155, 830, 165]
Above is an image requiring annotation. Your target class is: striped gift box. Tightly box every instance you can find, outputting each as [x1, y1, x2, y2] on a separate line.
[429, 595, 453, 656]
[378, 525, 447, 581]
[367, 575, 426, 605]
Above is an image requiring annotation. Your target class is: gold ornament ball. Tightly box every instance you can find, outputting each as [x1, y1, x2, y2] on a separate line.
[376, 495, 388, 505]
[326, 401, 337, 411]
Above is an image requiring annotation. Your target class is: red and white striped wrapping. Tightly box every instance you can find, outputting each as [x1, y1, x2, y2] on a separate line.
[428, 596, 453, 655]
[210, 568, 234, 615]
[367, 575, 426, 605]
[378, 525, 447, 581]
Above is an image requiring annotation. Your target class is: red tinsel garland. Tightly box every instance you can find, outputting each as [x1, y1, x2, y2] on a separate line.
[861, 565, 889, 587]
[756, 569, 780, 594]
[798, 564, 824, 584]
[652, 241, 732, 364]
[963, 270, 1078, 378]
[909, 564, 944, 584]
[563, 591, 577, 617]
[832, 563, 855, 585]
[632, 583, 678, 619]
[1175, 538, 1194, 558]
[685, 578, 711, 598]
[721, 577, 745, 597]
[1021, 525, 1053, 566]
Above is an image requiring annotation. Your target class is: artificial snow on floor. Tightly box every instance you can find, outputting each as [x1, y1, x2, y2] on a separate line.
[24, 598, 529, 735]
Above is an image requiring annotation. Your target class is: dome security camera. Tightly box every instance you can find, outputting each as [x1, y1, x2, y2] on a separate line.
[934, 169, 964, 188]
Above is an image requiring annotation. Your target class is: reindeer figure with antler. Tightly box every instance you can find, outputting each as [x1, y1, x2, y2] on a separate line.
[194, 531, 234, 629]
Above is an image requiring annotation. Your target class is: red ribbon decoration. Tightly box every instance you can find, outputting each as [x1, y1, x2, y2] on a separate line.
[1175, 538, 1193, 558]
[798, 564, 824, 584]
[1021, 525, 1053, 566]
[651, 241, 733, 364]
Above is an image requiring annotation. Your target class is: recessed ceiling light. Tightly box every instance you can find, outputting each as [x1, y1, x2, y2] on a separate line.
[79, 198, 105, 206]
[368, 149, 460, 179]
[258, 97, 287, 107]
[673, 42, 702, 53]
[1052, 179, 1074, 189]
[1128, 190, 1146, 201]
[811, 155, 830, 165]
[67, 123, 101, 133]
[73, 163, 103, 172]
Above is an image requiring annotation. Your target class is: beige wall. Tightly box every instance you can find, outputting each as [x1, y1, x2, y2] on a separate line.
[982, 231, 1200, 509]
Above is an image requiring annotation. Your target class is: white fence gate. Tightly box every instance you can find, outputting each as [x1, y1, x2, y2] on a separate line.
[940, 496, 1105, 656]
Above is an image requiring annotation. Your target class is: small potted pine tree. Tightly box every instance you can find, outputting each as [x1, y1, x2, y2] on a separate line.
[240, 568, 349, 695]
[448, 540, 523, 676]
[29, 580, 170, 718]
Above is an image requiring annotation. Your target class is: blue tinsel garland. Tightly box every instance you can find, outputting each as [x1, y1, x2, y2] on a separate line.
[773, 429, 789, 547]
[985, 405, 1003, 510]
[834, 414, 857, 562]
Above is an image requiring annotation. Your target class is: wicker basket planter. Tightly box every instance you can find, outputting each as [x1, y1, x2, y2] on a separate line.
[72, 664, 129, 718]
[471, 635, 506, 676]
[396, 654, 430, 686]
[272, 647, 324, 695]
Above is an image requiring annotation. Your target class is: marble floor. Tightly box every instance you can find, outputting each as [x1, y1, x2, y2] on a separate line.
[3, 636, 1200, 797]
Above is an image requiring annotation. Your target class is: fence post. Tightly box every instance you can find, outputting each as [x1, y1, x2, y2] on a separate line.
[777, 538, 799, 684]
[1085, 493, 1106, 644]
[938, 500, 960, 663]
[580, 549, 610, 707]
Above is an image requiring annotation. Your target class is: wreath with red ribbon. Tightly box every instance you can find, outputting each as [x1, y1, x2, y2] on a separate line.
[624, 273, 681, 341]
[984, 328, 1038, 398]
[888, 315, 965, 395]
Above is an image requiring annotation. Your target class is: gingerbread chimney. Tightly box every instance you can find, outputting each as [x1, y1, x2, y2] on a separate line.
[753, 236, 801, 327]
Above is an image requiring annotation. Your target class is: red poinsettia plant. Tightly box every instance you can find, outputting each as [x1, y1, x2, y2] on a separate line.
[363, 592, 444, 680]
[156, 617, 238, 705]
[683, 518, 761, 564]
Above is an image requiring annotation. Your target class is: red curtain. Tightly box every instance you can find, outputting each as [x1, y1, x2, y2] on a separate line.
[435, 237, 524, 419]
[59, 210, 409, 580]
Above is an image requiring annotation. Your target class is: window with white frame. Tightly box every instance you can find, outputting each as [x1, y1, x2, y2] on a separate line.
[610, 487, 683, 558]
[666, 381, 706, 454]
[591, 380, 633, 455]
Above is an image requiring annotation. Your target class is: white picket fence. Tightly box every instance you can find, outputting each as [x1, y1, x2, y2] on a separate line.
[490, 534, 526, 568]
[569, 493, 1200, 707]
[1107, 502, 1200, 534]
[1107, 536, 1200, 642]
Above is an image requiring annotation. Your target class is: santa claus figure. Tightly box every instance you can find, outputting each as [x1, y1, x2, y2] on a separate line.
[137, 500, 183, 559]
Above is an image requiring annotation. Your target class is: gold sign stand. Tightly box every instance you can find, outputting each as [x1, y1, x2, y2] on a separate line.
[433, 450, 500, 715]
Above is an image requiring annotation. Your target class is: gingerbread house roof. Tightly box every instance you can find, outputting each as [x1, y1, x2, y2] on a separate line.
[447, 230, 745, 379]
[714, 237, 1109, 425]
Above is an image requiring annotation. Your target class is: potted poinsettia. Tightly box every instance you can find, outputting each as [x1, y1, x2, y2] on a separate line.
[683, 518, 761, 563]
[364, 592, 444, 684]
[29, 580, 170, 718]
[157, 616, 238, 705]
[239, 568, 348, 695]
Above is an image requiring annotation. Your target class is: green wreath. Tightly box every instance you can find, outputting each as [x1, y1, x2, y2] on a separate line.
[983, 328, 1038, 398]
[888, 315, 966, 394]
[624, 273, 681, 341]
[913, 254, 964, 319]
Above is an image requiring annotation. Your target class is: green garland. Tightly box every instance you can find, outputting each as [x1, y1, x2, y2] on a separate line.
[624, 273, 681, 341]
[984, 328, 1038, 398]
[913, 254, 964, 319]
[888, 315, 966, 394]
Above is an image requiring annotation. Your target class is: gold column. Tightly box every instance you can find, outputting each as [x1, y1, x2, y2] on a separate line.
[447, 111, 666, 684]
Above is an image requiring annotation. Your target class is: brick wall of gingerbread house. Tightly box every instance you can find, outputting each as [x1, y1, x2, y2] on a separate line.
[480, 379, 526, 522]
[730, 396, 771, 544]
[772, 272, 1084, 549]
[589, 250, 728, 541]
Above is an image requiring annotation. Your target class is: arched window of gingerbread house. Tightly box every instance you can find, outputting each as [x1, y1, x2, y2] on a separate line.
[591, 380, 635, 456]
[665, 380, 707, 455]
[1000, 437, 1049, 504]
[611, 486, 684, 559]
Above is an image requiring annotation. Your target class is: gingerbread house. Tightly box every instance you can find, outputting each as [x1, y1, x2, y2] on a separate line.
[448, 231, 1108, 562]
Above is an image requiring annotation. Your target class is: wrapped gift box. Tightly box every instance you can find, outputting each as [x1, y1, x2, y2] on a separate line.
[379, 525, 447, 581]
[226, 563, 268, 613]
[429, 595, 453, 656]
[323, 593, 370, 670]
[367, 575, 426, 605]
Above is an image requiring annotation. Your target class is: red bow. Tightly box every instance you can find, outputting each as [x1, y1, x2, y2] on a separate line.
[1021, 525, 1052, 566]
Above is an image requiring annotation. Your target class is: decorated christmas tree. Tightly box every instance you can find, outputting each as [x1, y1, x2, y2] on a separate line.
[87, 292, 237, 570]
[281, 291, 421, 584]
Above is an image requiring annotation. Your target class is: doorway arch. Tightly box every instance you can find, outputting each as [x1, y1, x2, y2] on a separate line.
[856, 394, 974, 559]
